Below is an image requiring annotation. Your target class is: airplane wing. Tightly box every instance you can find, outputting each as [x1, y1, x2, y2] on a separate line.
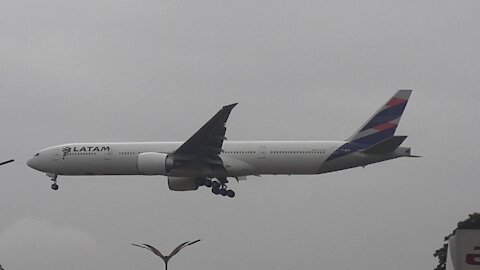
[174, 103, 237, 166]
[0, 159, 14, 166]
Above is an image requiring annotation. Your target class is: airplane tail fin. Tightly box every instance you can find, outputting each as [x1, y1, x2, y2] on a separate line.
[348, 90, 412, 146]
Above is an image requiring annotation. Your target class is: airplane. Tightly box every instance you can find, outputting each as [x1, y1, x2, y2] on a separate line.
[27, 90, 417, 198]
[0, 159, 14, 166]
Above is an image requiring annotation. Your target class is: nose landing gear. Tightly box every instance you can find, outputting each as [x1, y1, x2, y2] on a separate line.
[47, 173, 59, 190]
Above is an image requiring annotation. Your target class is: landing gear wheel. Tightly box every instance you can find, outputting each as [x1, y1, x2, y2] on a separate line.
[227, 190, 235, 198]
[204, 179, 212, 187]
[48, 174, 59, 190]
[210, 178, 236, 198]
[195, 178, 205, 187]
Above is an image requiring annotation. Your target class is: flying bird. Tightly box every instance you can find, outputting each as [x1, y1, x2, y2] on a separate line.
[132, 240, 201, 270]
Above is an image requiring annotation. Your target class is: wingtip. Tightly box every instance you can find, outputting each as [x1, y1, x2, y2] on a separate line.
[188, 239, 201, 245]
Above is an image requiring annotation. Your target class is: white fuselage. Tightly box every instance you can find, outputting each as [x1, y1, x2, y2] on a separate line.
[27, 141, 410, 178]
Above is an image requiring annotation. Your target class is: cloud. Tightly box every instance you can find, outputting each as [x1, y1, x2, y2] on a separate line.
[0, 218, 105, 270]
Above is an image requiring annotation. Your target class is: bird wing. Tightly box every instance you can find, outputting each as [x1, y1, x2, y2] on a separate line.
[142, 244, 168, 260]
[132, 243, 167, 260]
[131, 243, 149, 250]
[168, 241, 191, 258]
[0, 159, 14, 166]
[188, 239, 201, 246]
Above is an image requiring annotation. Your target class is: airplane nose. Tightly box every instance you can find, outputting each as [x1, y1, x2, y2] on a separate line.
[27, 157, 39, 170]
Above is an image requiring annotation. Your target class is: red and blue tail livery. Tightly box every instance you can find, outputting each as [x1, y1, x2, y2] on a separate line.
[349, 89, 412, 145]
[326, 90, 412, 162]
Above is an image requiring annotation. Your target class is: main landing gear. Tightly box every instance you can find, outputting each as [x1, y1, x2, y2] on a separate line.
[47, 173, 59, 190]
[195, 177, 236, 198]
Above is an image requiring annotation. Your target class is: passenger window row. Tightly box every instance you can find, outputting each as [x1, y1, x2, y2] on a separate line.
[270, 150, 325, 154]
[224, 151, 256, 154]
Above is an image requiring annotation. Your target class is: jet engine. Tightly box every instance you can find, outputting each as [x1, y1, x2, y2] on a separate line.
[137, 152, 173, 175]
[168, 176, 199, 191]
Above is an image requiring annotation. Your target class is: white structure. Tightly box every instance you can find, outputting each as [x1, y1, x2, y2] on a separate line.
[446, 229, 480, 270]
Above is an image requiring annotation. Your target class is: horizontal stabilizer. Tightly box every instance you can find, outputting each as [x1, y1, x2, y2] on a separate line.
[362, 136, 407, 155]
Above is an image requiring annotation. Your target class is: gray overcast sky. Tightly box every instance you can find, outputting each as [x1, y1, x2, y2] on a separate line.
[1, 0, 480, 269]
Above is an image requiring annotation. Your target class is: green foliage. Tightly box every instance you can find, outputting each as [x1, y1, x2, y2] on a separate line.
[434, 213, 480, 270]
[433, 243, 448, 270]
[457, 213, 480, 230]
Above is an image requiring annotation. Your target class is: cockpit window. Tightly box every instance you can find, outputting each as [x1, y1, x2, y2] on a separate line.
[34, 153, 40, 157]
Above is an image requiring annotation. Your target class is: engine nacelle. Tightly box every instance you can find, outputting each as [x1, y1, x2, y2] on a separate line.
[137, 152, 173, 175]
[168, 176, 199, 191]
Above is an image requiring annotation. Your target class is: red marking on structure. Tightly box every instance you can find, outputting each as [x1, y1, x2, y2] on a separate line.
[373, 122, 397, 131]
[386, 98, 407, 107]
[466, 254, 480, 265]
[466, 247, 480, 265]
